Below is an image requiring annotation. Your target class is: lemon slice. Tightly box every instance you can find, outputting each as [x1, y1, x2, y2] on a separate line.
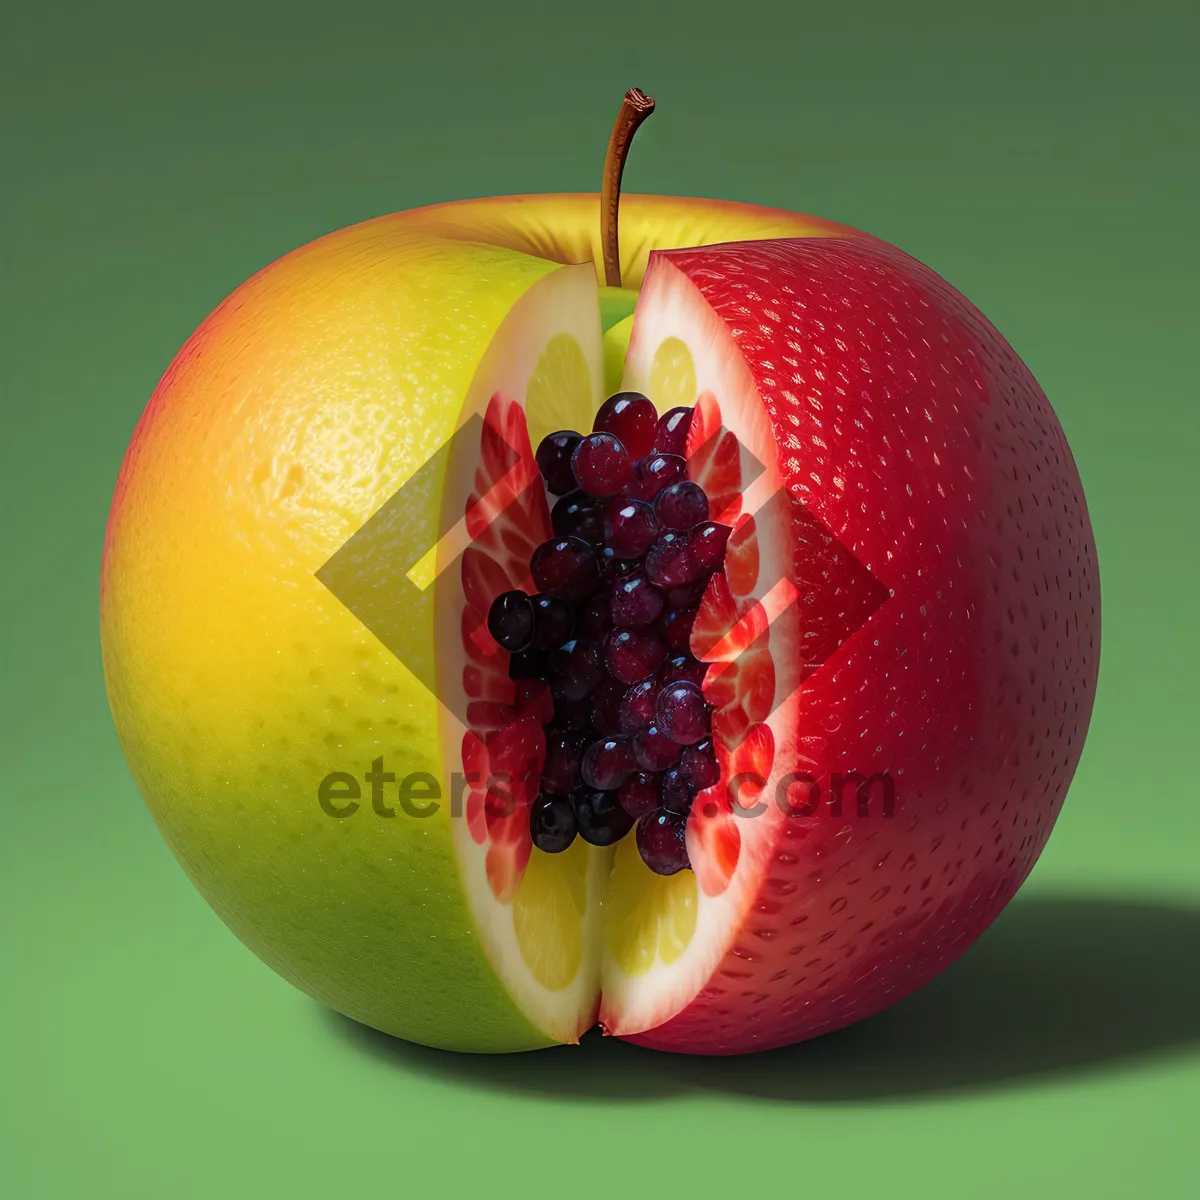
[513, 838, 590, 990]
[604, 836, 698, 977]
[524, 332, 595, 450]
[648, 335, 697, 410]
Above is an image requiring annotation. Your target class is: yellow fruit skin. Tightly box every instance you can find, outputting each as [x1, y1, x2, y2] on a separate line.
[100, 194, 850, 1051]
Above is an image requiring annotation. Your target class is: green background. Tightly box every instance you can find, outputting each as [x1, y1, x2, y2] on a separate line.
[3, 1, 1197, 1195]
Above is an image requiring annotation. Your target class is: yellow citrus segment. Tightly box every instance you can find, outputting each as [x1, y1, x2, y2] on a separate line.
[513, 839, 590, 991]
[524, 332, 594, 451]
[604, 836, 699, 976]
[648, 336, 697, 411]
[658, 874, 698, 965]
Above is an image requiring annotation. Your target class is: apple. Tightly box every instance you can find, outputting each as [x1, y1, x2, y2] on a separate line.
[101, 91, 1098, 1054]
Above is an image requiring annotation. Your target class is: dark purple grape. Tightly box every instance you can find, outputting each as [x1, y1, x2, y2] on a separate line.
[660, 766, 693, 814]
[508, 646, 549, 680]
[590, 678, 625, 735]
[530, 794, 578, 853]
[597, 546, 641, 582]
[548, 639, 604, 700]
[603, 497, 661, 558]
[634, 724, 683, 771]
[628, 453, 687, 502]
[657, 679, 709, 745]
[666, 577, 712, 608]
[659, 652, 708, 688]
[571, 432, 633, 496]
[618, 678, 658, 732]
[605, 628, 667, 685]
[487, 590, 534, 652]
[581, 735, 638, 790]
[644, 531, 699, 588]
[618, 771, 661, 818]
[655, 480, 709, 531]
[594, 392, 659, 459]
[687, 521, 732, 575]
[654, 406, 693, 457]
[529, 594, 574, 648]
[551, 491, 605, 544]
[637, 809, 690, 874]
[573, 786, 636, 847]
[661, 606, 697, 651]
[610, 573, 665, 629]
[541, 729, 588, 795]
[576, 591, 610, 641]
[536, 431, 584, 495]
[530, 536, 599, 601]
[681, 738, 720, 790]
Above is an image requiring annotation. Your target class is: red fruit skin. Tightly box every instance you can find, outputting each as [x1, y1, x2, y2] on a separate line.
[626, 236, 1099, 1054]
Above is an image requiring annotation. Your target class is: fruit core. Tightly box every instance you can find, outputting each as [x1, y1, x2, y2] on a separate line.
[486, 391, 728, 876]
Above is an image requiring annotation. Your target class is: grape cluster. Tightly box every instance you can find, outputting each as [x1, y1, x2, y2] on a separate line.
[486, 392, 730, 876]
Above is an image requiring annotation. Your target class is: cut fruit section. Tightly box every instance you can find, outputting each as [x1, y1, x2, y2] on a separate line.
[436, 263, 609, 1046]
[426, 229, 1085, 1057]
[441, 246, 824, 1046]
[598, 252, 801, 1038]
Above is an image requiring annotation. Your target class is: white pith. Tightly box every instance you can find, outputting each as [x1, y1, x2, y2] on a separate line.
[439, 256, 802, 1045]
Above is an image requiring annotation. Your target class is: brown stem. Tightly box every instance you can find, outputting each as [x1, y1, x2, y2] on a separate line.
[601, 87, 655, 288]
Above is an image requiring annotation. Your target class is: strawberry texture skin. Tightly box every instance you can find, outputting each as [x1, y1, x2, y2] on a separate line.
[627, 236, 1099, 1054]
